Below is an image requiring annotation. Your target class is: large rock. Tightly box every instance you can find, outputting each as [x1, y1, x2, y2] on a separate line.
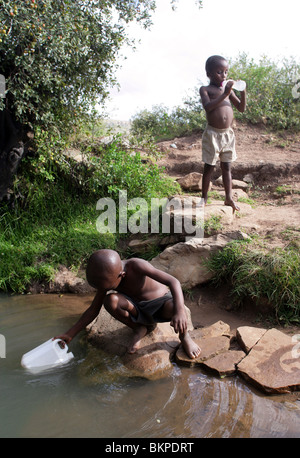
[150, 232, 248, 289]
[87, 306, 193, 380]
[177, 172, 204, 191]
[237, 328, 300, 394]
[203, 201, 234, 225]
[176, 334, 231, 367]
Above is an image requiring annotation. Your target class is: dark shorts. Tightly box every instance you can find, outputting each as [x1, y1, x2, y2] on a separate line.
[124, 291, 173, 326]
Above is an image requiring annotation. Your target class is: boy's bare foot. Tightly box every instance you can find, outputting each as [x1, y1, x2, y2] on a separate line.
[127, 325, 148, 354]
[224, 199, 240, 213]
[180, 333, 201, 359]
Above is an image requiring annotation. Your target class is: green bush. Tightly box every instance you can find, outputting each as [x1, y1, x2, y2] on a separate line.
[229, 54, 300, 130]
[0, 182, 115, 292]
[85, 137, 180, 200]
[130, 103, 206, 141]
[0, 0, 157, 130]
[0, 132, 180, 292]
[206, 240, 300, 324]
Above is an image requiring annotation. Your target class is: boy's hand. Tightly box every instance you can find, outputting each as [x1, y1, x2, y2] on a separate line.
[225, 80, 234, 95]
[170, 310, 187, 335]
[52, 334, 72, 347]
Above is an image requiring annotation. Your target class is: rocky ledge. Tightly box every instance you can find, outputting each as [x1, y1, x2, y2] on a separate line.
[87, 310, 300, 395]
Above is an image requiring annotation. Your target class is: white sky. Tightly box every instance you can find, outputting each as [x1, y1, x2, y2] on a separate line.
[104, 0, 300, 121]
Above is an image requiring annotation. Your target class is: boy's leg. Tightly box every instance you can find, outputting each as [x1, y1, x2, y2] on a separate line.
[104, 293, 138, 323]
[158, 299, 201, 359]
[220, 161, 240, 212]
[104, 293, 148, 354]
[201, 163, 215, 204]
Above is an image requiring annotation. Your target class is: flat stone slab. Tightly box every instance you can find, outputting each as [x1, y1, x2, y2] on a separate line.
[237, 328, 300, 394]
[236, 326, 267, 353]
[86, 311, 300, 394]
[202, 350, 246, 377]
[175, 325, 231, 367]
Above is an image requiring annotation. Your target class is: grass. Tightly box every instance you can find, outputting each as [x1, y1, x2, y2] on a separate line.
[0, 183, 115, 293]
[206, 239, 300, 324]
[0, 133, 180, 293]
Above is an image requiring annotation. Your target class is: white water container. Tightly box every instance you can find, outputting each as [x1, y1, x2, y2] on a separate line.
[223, 79, 246, 91]
[21, 338, 74, 373]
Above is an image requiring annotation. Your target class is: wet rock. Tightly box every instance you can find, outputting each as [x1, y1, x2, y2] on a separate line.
[202, 350, 246, 377]
[176, 334, 230, 367]
[237, 328, 300, 394]
[175, 321, 232, 367]
[236, 326, 267, 353]
[87, 306, 193, 380]
[86, 314, 300, 393]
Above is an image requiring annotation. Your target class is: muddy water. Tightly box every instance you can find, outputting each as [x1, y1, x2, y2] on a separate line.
[1, 293, 300, 438]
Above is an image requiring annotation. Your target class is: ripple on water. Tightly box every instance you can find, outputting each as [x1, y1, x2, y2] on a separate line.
[1, 294, 300, 438]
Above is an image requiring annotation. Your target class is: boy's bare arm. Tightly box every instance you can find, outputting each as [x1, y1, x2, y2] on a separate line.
[54, 290, 105, 343]
[200, 82, 234, 113]
[132, 259, 187, 334]
[230, 89, 246, 113]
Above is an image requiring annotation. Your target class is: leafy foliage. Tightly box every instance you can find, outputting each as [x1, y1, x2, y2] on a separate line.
[228, 54, 300, 130]
[0, 0, 157, 129]
[206, 240, 300, 324]
[130, 102, 206, 141]
[0, 0, 203, 131]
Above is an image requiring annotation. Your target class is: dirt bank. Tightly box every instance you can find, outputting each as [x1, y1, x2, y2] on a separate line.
[156, 122, 300, 333]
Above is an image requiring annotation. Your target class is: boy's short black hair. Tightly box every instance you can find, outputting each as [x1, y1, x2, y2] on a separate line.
[205, 55, 227, 74]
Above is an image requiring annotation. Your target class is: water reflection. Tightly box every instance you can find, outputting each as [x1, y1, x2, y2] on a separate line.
[0, 294, 300, 438]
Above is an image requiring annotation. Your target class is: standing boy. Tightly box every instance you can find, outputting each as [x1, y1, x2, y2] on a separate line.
[200, 55, 246, 212]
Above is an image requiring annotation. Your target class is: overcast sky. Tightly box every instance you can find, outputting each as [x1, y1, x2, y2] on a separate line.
[104, 0, 300, 121]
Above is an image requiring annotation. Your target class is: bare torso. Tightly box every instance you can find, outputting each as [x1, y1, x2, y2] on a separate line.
[202, 84, 234, 129]
[116, 259, 169, 301]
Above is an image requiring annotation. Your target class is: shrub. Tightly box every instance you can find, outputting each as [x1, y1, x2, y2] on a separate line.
[206, 240, 300, 324]
[130, 103, 206, 141]
[228, 54, 300, 130]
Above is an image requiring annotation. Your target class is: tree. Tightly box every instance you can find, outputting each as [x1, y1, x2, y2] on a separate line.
[0, 0, 157, 129]
[0, 0, 202, 130]
[0, 0, 202, 199]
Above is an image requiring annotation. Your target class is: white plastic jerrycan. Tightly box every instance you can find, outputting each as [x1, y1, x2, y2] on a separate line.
[21, 338, 74, 373]
[223, 79, 246, 91]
